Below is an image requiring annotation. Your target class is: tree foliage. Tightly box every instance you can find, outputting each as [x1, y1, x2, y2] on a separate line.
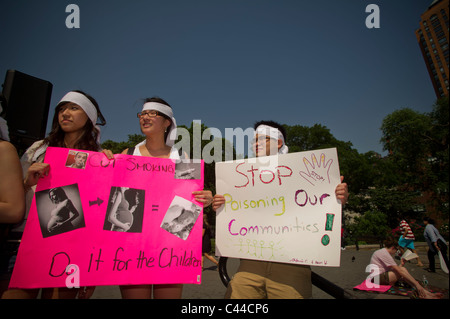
[347, 210, 390, 247]
[380, 97, 449, 222]
[102, 134, 145, 154]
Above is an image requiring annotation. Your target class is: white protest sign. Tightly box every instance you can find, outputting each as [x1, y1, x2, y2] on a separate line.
[215, 148, 342, 267]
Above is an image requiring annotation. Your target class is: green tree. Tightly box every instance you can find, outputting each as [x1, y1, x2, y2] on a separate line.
[424, 97, 449, 220]
[101, 134, 145, 154]
[380, 108, 431, 187]
[346, 186, 418, 229]
[380, 97, 449, 220]
[348, 210, 390, 247]
[284, 124, 339, 152]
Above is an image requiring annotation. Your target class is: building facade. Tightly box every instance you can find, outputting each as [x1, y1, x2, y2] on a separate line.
[415, 0, 449, 98]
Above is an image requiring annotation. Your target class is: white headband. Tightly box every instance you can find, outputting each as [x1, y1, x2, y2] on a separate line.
[255, 125, 289, 154]
[141, 102, 177, 147]
[59, 92, 98, 125]
[142, 102, 173, 118]
[58, 91, 101, 145]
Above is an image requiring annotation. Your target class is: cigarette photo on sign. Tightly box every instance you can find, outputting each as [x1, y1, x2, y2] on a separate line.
[160, 196, 202, 240]
[35, 184, 86, 238]
[175, 161, 201, 180]
[103, 187, 146, 233]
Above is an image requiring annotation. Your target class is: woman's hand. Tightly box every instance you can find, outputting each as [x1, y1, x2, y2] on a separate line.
[212, 194, 225, 211]
[193, 190, 213, 207]
[121, 222, 131, 232]
[101, 149, 115, 160]
[24, 163, 50, 188]
[335, 176, 349, 205]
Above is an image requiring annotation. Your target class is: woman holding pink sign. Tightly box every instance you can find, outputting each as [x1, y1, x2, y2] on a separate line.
[22, 90, 108, 191]
[119, 97, 213, 299]
[2, 90, 110, 299]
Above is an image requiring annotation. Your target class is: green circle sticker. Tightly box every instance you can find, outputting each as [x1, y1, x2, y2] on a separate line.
[321, 234, 330, 246]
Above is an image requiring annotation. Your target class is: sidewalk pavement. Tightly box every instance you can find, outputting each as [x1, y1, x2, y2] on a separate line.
[90, 242, 449, 299]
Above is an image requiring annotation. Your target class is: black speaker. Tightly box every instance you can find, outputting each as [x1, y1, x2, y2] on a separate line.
[1, 70, 53, 151]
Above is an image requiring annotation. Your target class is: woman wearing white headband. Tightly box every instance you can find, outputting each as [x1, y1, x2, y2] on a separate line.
[23, 90, 106, 196]
[3, 90, 108, 299]
[123, 97, 178, 158]
[119, 96, 212, 299]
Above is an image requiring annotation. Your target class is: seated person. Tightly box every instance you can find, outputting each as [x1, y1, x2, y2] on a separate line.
[369, 238, 442, 299]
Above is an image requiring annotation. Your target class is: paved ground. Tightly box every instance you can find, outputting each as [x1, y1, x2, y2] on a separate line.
[90, 242, 448, 299]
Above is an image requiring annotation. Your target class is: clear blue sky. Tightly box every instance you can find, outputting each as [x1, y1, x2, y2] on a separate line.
[0, 0, 438, 155]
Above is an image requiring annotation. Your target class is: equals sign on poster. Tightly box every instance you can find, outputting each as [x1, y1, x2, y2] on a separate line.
[152, 205, 159, 212]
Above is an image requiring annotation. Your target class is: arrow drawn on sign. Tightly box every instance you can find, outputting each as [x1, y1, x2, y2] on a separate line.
[89, 197, 104, 207]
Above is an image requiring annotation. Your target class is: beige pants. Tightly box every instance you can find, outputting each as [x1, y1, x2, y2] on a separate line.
[226, 272, 306, 299]
[225, 260, 312, 299]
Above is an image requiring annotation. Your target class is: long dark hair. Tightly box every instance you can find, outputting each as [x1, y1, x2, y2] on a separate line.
[49, 187, 68, 203]
[44, 90, 102, 151]
[124, 188, 140, 207]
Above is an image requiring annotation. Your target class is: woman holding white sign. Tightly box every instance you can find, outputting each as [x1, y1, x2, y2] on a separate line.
[119, 97, 213, 299]
[212, 120, 349, 299]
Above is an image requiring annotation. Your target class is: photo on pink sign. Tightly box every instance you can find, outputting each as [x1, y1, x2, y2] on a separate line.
[160, 196, 201, 240]
[35, 184, 85, 238]
[103, 186, 146, 233]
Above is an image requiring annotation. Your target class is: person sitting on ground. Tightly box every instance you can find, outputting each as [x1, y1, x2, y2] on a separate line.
[369, 238, 442, 299]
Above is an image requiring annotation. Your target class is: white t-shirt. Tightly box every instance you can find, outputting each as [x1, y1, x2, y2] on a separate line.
[370, 248, 397, 274]
[131, 145, 185, 160]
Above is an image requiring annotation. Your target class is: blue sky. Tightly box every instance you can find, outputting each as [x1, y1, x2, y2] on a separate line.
[0, 0, 438, 155]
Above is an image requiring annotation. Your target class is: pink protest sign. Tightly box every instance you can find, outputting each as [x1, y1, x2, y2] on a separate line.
[9, 147, 204, 289]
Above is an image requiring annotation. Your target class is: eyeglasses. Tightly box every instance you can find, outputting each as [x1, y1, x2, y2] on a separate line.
[137, 110, 161, 119]
[252, 136, 272, 144]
